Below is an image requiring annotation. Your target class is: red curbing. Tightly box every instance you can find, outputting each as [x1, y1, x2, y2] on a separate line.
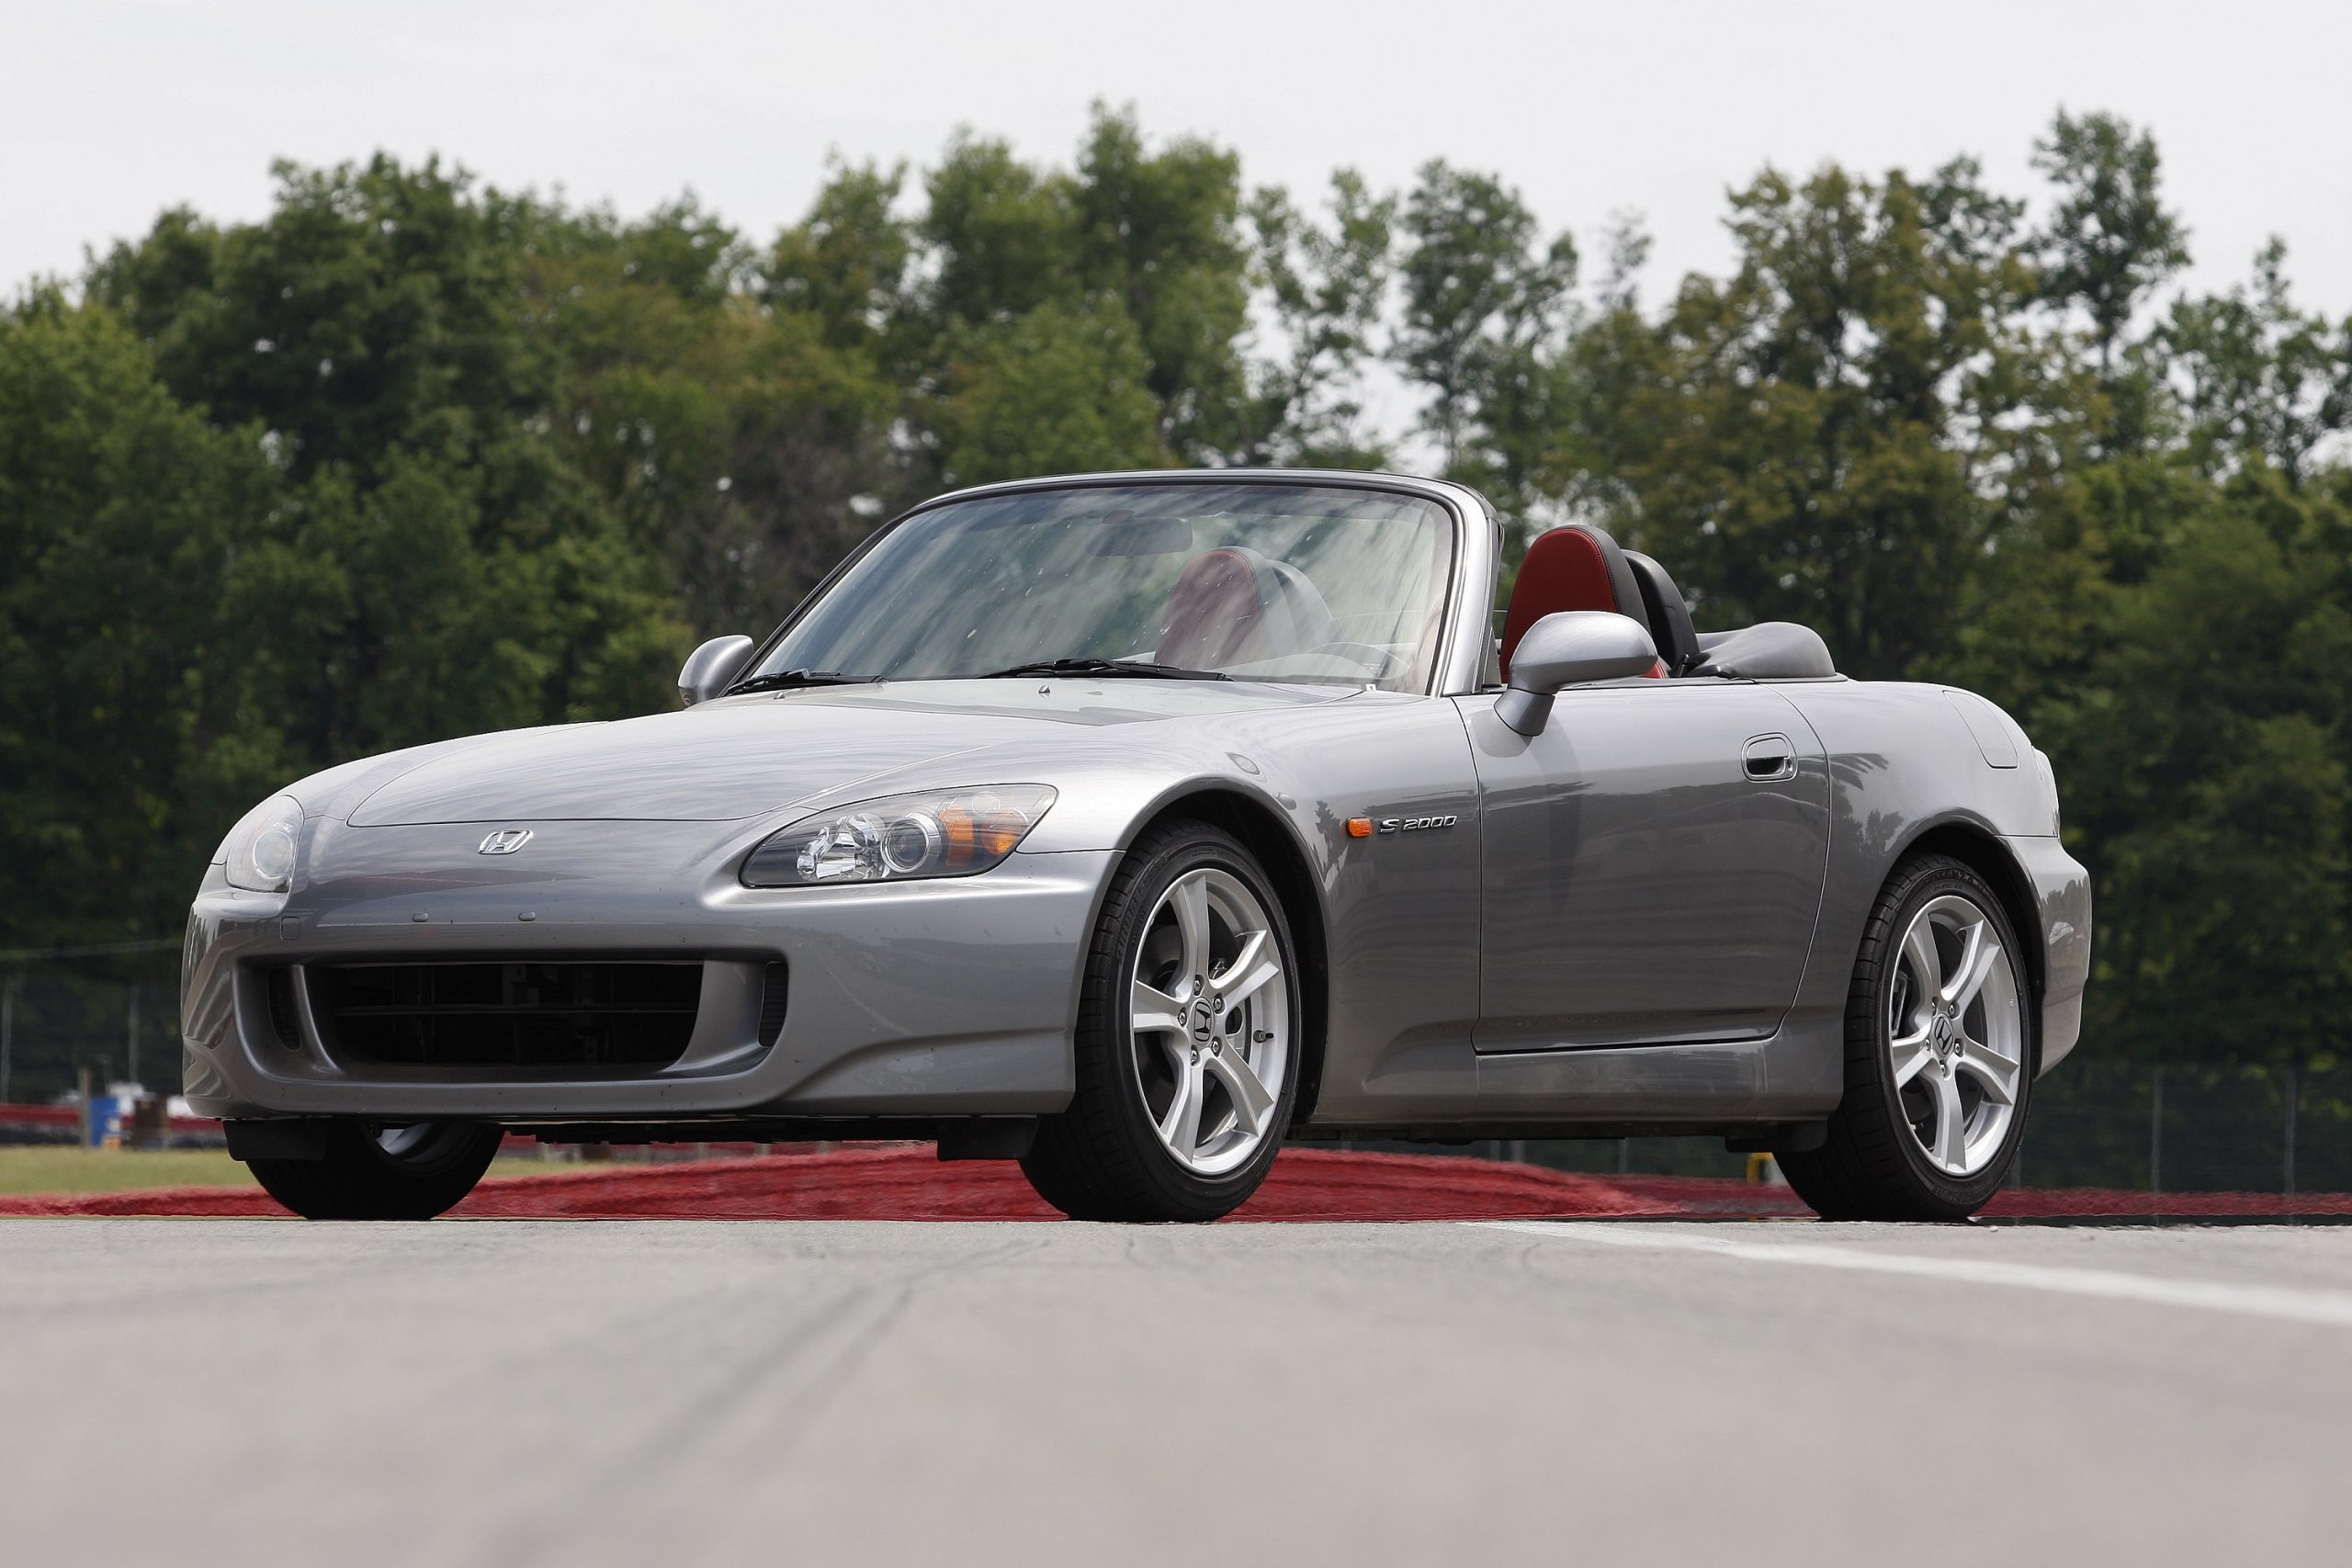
[3, 1145, 2348, 1221]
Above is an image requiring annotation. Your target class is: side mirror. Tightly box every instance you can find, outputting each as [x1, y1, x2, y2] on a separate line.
[678, 635, 755, 706]
[1496, 611, 1658, 736]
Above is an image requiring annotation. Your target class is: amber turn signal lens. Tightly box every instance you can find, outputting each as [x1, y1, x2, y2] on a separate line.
[938, 807, 978, 866]
[1346, 817, 1374, 838]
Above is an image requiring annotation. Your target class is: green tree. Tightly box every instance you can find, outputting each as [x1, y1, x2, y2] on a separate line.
[82, 157, 690, 786]
[544, 198, 902, 637]
[2164, 239, 2352, 486]
[1555, 159, 2047, 675]
[2032, 474, 2352, 1064]
[2031, 110, 2190, 378]
[765, 160, 915, 361]
[1070, 107, 1250, 457]
[940, 301, 1165, 484]
[2030, 110, 2191, 458]
[1392, 161, 1577, 503]
[912, 107, 1252, 469]
[921, 132, 1082, 333]
[89, 156, 544, 484]
[0, 297, 285, 947]
[1240, 171, 1396, 468]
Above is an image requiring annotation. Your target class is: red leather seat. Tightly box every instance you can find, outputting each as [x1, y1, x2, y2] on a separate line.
[1498, 525, 1652, 682]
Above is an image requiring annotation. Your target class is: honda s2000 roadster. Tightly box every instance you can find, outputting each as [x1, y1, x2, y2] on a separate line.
[184, 470, 2090, 1222]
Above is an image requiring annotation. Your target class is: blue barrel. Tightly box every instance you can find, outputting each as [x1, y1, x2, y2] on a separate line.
[85, 1096, 123, 1149]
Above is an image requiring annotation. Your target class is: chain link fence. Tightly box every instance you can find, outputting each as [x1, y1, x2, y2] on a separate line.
[1496, 1059, 2352, 1194]
[1, 958, 181, 1113]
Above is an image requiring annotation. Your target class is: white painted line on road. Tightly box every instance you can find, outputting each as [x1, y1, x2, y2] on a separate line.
[1476, 1221, 2352, 1329]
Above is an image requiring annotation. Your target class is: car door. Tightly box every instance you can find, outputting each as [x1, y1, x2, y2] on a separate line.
[1458, 679, 1830, 1051]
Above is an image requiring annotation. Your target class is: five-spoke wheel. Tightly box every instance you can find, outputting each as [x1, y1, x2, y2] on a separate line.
[1779, 854, 2034, 1220]
[1023, 821, 1301, 1221]
[1885, 894, 2027, 1177]
[1126, 867, 1290, 1178]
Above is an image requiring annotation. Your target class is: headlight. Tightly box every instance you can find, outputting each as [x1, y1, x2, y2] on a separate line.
[741, 785, 1057, 888]
[214, 795, 304, 893]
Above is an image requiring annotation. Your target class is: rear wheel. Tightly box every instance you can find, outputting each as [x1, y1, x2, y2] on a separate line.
[1780, 854, 2032, 1221]
[1022, 822, 1300, 1222]
[247, 1120, 503, 1220]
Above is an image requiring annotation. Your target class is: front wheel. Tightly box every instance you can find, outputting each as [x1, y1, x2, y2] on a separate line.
[1022, 822, 1302, 1222]
[1779, 854, 2034, 1221]
[247, 1120, 503, 1220]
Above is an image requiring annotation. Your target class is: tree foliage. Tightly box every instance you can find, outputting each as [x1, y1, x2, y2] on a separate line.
[1561, 159, 2048, 676]
[6, 107, 2352, 1074]
[1393, 162, 1577, 502]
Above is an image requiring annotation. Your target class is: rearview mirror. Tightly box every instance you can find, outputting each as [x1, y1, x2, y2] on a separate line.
[678, 635, 755, 706]
[1496, 612, 1658, 736]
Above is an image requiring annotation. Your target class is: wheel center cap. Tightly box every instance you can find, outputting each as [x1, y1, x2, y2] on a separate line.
[1191, 1001, 1214, 1041]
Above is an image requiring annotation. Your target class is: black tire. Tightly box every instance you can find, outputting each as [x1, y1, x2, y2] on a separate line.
[1780, 854, 2034, 1222]
[248, 1121, 503, 1220]
[1022, 821, 1303, 1222]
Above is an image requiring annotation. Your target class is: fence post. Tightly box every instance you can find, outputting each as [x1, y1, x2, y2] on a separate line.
[2284, 1060, 2300, 1199]
[2149, 1066, 2165, 1198]
[1, 975, 13, 1104]
[127, 984, 140, 1088]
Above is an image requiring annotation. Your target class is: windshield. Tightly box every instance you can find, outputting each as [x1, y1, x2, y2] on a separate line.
[749, 483, 1455, 692]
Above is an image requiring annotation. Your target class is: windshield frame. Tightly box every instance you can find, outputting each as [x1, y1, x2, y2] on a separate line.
[737, 471, 1488, 698]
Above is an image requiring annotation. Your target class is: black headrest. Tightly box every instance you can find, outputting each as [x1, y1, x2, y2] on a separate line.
[1623, 550, 1702, 676]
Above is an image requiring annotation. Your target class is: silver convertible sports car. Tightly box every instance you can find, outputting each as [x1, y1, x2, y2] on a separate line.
[183, 470, 2091, 1222]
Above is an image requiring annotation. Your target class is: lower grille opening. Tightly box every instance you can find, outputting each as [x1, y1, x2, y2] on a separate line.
[757, 962, 789, 1048]
[264, 968, 301, 1049]
[311, 962, 703, 1070]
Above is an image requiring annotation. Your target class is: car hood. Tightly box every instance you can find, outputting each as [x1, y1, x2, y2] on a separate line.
[345, 679, 1354, 825]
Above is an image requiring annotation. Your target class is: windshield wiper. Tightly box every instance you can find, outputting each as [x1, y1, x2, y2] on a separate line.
[725, 669, 876, 694]
[977, 658, 1231, 682]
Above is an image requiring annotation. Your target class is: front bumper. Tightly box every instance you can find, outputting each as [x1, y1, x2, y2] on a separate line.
[180, 817, 1109, 1122]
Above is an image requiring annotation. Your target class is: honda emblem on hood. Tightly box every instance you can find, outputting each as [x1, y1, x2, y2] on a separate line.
[478, 828, 534, 855]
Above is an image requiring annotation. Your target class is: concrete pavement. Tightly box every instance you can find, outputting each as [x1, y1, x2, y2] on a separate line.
[3, 1217, 2346, 1566]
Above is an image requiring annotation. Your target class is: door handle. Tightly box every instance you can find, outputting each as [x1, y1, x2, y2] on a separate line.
[1742, 734, 1798, 783]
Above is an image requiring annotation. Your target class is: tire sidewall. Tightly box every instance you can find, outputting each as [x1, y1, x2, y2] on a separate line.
[1094, 827, 1301, 1213]
[1864, 862, 2034, 1210]
[250, 1120, 503, 1219]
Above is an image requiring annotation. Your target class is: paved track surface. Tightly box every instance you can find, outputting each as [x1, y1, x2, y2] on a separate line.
[5, 1218, 2348, 1567]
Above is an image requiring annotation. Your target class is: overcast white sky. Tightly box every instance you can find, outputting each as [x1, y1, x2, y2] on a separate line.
[6, 0, 2349, 319]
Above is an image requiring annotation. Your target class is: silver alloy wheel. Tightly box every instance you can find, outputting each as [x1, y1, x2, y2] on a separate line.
[1126, 867, 1290, 1178]
[1888, 894, 2026, 1176]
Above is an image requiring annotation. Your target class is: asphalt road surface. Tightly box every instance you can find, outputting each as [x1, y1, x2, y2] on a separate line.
[6, 1217, 2349, 1566]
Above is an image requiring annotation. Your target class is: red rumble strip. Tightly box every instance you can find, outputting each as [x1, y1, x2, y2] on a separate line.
[4, 1145, 2350, 1221]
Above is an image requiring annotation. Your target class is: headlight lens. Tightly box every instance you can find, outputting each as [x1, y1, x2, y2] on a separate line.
[741, 785, 1057, 888]
[215, 795, 304, 892]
